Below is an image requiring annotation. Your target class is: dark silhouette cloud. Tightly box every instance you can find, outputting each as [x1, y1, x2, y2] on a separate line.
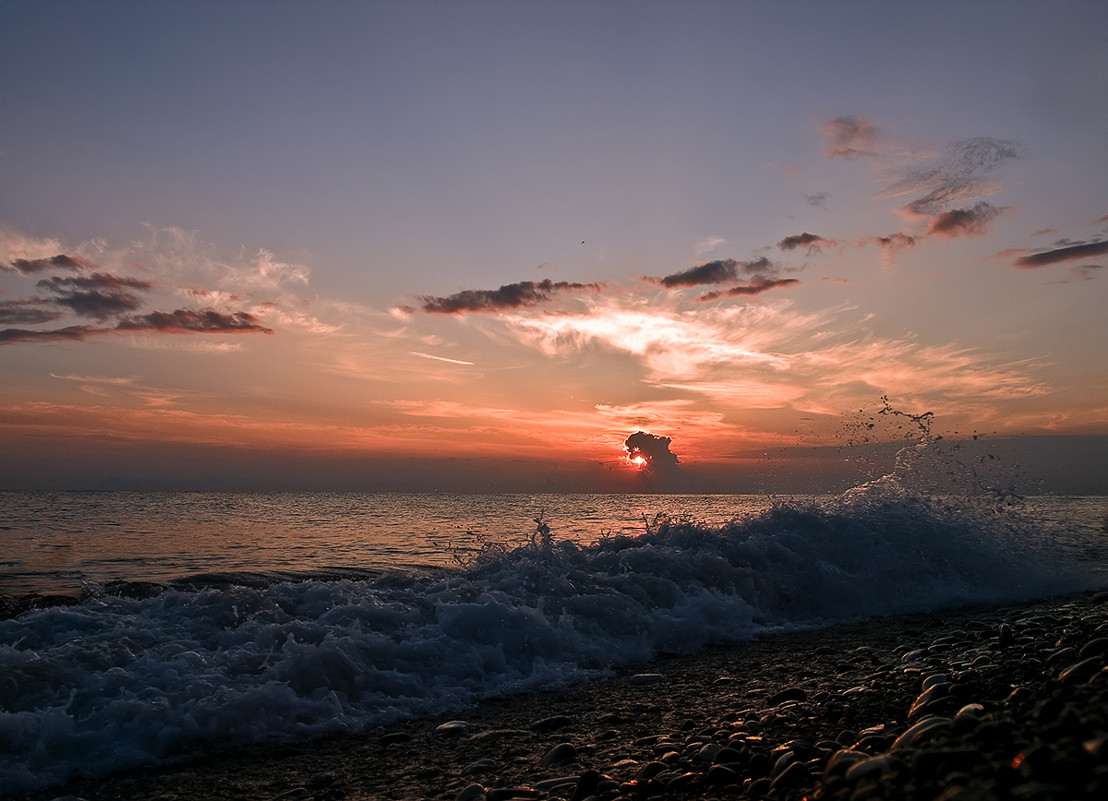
[868, 232, 920, 250]
[698, 277, 801, 301]
[116, 308, 274, 334]
[925, 202, 1005, 239]
[778, 233, 837, 252]
[654, 256, 776, 289]
[625, 431, 680, 475]
[3, 254, 93, 274]
[37, 273, 154, 293]
[803, 192, 830, 208]
[822, 116, 879, 159]
[0, 326, 91, 345]
[655, 259, 739, 288]
[1013, 240, 1108, 268]
[417, 278, 603, 314]
[1, 308, 273, 345]
[0, 300, 62, 326]
[35, 272, 156, 320]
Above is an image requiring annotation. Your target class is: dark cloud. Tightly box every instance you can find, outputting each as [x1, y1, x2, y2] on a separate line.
[869, 232, 920, 250]
[37, 273, 155, 292]
[418, 279, 603, 314]
[803, 192, 830, 208]
[655, 259, 739, 288]
[116, 308, 274, 334]
[0, 326, 91, 345]
[891, 137, 1017, 218]
[654, 256, 776, 289]
[0, 300, 62, 326]
[698, 277, 801, 301]
[1, 308, 273, 345]
[3, 254, 93, 274]
[1013, 240, 1108, 268]
[625, 431, 680, 476]
[35, 272, 156, 320]
[822, 116, 879, 159]
[925, 202, 1005, 239]
[778, 232, 837, 252]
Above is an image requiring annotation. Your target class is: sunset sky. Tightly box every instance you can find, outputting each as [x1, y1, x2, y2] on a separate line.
[2, 1, 1106, 493]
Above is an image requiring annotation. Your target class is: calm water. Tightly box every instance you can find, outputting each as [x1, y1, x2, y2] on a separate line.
[0, 492, 787, 596]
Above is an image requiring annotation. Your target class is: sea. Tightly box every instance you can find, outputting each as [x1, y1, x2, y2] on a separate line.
[2, 442, 1106, 792]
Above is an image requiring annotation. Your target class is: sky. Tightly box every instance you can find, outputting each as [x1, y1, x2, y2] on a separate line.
[1, 0, 1106, 493]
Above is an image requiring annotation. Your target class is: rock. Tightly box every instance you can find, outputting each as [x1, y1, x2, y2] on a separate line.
[462, 760, 497, 776]
[540, 742, 578, 767]
[1058, 657, 1101, 685]
[1079, 638, 1108, 659]
[771, 761, 812, 791]
[569, 769, 601, 801]
[892, 716, 951, 749]
[487, 789, 538, 801]
[454, 784, 486, 801]
[704, 763, 740, 786]
[530, 714, 571, 731]
[768, 686, 807, 705]
[380, 731, 411, 746]
[629, 672, 665, 684]
[435, 720, 470, 737]
[845, 755, 902, 783]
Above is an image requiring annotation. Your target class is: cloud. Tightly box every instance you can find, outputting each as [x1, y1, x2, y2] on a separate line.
[3, 254, 93, 275]
[417, 278, 604, 314]
[411, 351, 475, 366]
[624, 430, 680, 475]
[778, 233, 837, 252]
[822, 116, 879, 159]
[36, 272, 156, 320]
[1, 307, 273, 345]
[925, 201, 1006, 239]
[869, 232, 920, 250]
[698, 277, 801, 301]
[694, 236, 728, 256]
[885, 137, 1017, 219]
[0, 326, 92, 345]
[803, 192, 830, 209]
[116, 308, 274, 334]
[653, 256, 777, 288]
[1012, 240, 1108, 268]
[0, 300, 62, 326]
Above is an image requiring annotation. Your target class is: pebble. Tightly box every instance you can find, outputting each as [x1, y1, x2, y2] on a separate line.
[434, 720, 470, 737]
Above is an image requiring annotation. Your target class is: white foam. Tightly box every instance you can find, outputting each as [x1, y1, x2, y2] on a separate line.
[0, 487, 1096, 791]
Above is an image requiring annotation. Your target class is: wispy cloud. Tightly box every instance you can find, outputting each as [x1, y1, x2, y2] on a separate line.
[411, 351, 475, 365]
[882, 137, 1017, 220]
[694, 236, 728, 256]
[822, 116, 880, 159]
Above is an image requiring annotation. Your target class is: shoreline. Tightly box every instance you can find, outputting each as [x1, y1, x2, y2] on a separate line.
[10, 589, 1108, 801]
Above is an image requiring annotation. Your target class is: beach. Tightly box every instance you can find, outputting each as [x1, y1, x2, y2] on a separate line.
[11, 590, 1106, 801]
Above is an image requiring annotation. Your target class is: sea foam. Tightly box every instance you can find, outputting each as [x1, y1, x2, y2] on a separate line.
[0, 471, 1096, 791]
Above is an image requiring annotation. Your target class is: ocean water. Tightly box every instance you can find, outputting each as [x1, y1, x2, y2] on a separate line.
[1, 450, 1106, 791]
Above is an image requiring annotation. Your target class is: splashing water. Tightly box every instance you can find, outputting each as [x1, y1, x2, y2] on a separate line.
[0, 405, 1101, 791]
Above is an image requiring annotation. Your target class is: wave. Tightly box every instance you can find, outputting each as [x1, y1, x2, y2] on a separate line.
[0, 458, 1098, 791]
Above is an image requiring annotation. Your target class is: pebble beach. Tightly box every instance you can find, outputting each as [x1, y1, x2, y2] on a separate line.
[11, 589, 1107, 801]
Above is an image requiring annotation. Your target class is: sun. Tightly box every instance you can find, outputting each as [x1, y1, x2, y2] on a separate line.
[627, 455, 648, 468]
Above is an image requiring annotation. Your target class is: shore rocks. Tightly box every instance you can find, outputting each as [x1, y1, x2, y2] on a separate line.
[13, 591, 1108, 801]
